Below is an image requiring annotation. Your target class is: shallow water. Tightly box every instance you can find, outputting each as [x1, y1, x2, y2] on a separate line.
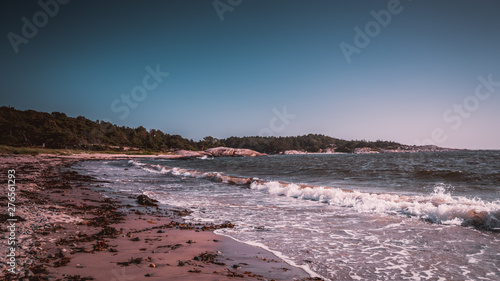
[75, 151, 500, 280]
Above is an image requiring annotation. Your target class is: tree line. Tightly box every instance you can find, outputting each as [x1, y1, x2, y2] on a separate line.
[0, 107, 401, 153]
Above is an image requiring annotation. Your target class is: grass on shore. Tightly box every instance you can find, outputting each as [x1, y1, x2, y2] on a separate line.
[0, 145, 164, 156]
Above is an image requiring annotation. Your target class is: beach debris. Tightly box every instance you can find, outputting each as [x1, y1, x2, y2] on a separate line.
[117, 257, 143, 266]
[92, 240, 109, 251]
[86, 216, 111, 227]
[137, 195, 158, 206]
[226, 268, 245, 278]
[232, 264, 242, 269]
[53, 256, 71, 267]
[29, 264, 49, 275]
[194, 252, 225, 266]
[61, 274, 95, 280]
[157, 243, 183, 250]
[70, 246, 88, 254]
[186, 240, 195, 244]
[171, 208, 192, 217]
[201, 221, 234, 231]
[149, 263, 156, 268]
[99, 226, 122, 237]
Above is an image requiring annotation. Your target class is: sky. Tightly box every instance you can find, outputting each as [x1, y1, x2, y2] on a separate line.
[1, 0, 500, 149]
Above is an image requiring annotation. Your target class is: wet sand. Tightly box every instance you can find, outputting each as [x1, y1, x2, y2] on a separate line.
[0, 154, 317, 280]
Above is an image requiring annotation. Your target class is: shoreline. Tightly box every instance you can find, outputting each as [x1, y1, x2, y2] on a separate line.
[0, 154, 316, 280]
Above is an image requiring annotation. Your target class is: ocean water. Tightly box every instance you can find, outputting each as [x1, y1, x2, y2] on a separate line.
[75, 151, 500, 281]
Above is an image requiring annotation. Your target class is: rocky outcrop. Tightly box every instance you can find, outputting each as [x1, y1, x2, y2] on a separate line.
[205, 147, 266, 157]
[353, 147, 379, 154]
[282, 150, 306, 155]
[161, 147, 265, 159]
[173, 150, 209, 158]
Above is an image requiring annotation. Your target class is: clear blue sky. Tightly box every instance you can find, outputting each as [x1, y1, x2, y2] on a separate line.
[1, 0, 499, 149]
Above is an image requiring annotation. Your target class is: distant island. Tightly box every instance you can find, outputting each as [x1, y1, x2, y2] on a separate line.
[0, 106, 457, 155]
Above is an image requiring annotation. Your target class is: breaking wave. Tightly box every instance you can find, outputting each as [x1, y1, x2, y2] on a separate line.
[128, 160, 500, 231]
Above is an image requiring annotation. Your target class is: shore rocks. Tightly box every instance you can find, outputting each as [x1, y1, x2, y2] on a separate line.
[164, 146, 266, 159]
[205, 147, 265, 157]
[137, 195, 158, 206]
[174, 150, 209, 158]
[282, 150, 306, 155]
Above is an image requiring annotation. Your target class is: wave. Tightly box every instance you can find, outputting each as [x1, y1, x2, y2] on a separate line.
[250, 181, 500, 231]
[128, 160, 500, 231]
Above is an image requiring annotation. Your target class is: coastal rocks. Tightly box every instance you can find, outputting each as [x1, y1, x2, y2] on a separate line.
[163, 147, 266, 159]
[137, 195, 158, 206]
[353, 147, 379, 154]
[205, 147, 265, 157]
[173, 150, 209, 158]
[282, 150, 306, 155]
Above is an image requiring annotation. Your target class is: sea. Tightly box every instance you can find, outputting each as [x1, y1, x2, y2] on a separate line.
[74, 151, 500, 281]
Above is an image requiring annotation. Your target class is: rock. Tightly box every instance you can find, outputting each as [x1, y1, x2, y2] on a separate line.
[205, 147, 265, 157]
[282, 150, 306, 155]
[137, 195, 158, 206]
[172, 150, 210, 159]
[174, 150, 207, 157]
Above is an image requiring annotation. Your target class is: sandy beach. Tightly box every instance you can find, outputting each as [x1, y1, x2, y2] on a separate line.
[0, 154, 316, 281]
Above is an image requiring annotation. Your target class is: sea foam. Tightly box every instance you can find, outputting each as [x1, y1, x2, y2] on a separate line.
[132, 160, 500, 231]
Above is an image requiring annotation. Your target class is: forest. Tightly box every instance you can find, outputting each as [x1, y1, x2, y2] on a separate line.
[0, 106, 402, 154]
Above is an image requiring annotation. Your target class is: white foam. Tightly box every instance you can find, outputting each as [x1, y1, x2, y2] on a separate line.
[127, 159, 145, 166]
[198, 155, 213, 160]
[250, 181, 500, 230]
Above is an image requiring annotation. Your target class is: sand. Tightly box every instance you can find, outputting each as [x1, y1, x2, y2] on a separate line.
[0, 154, 317, 281]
